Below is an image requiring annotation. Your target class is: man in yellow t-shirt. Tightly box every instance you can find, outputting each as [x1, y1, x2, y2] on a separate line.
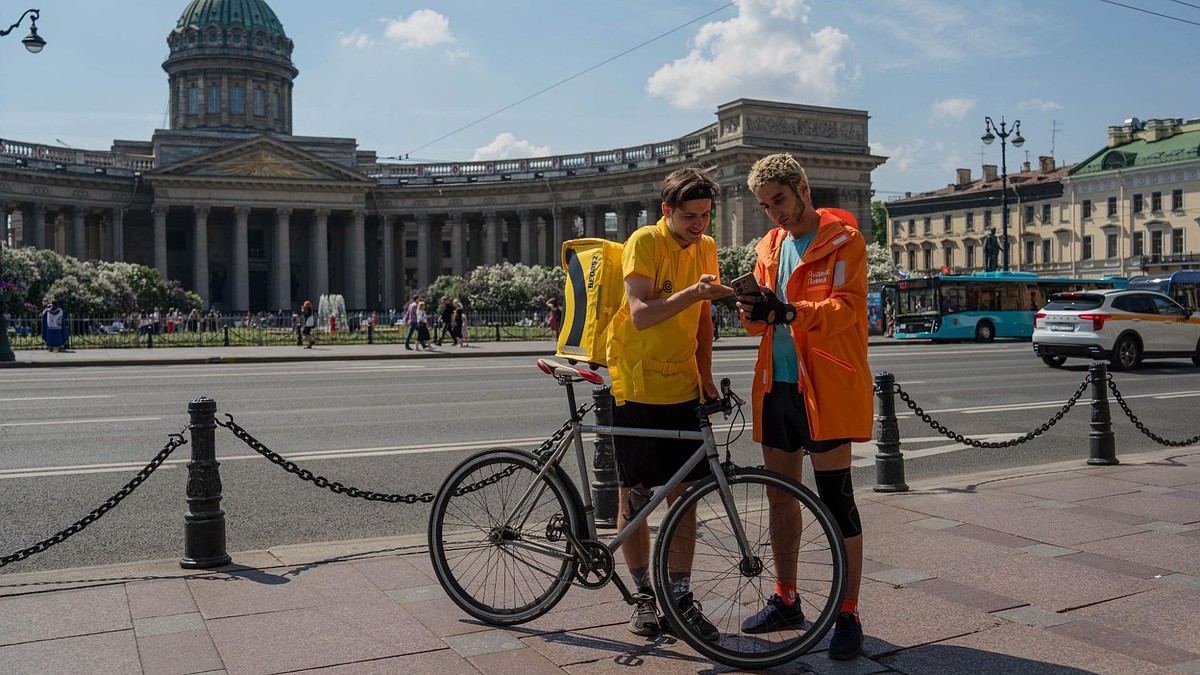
[605, 167, 733, 640]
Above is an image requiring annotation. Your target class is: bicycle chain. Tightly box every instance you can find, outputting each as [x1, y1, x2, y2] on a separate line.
[893, 374, 1092, 449]
[1, 431, 189, 569]
[1106, 374, 1200, 448]
[217, 404, 591, 503]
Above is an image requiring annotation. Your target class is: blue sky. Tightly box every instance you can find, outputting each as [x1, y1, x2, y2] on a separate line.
[2, 0, 1198, 199]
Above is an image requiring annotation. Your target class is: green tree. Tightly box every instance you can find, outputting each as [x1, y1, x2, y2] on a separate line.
[716, 240, 759, 309]
[870, 200, 888, 247]
[866, 242, 909, 284]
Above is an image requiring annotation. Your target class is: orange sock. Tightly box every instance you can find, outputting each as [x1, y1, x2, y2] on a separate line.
[840, 598, 858, 616]
[775, 582, 798, 605]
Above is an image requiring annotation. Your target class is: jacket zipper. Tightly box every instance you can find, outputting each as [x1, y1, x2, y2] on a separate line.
[811, 347, 856, 373]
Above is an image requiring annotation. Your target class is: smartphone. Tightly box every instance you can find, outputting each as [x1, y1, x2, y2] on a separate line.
[730, 272, 760, 296]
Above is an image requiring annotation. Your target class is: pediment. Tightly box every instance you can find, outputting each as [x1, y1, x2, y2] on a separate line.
[149, 136, 371, 183]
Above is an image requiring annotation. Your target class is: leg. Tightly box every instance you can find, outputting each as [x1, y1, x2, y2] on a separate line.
[618, 485, 652, 588]
[663, 481, 695, 591]
[762, 445, 805, 591]
[808, 444, 861, 606]
[809, 442, 864, 660]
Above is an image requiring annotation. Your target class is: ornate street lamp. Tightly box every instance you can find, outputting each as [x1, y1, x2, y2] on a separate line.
[981, 116, 1024, 271]
[0, 235, 14, 363]
[1, 9, 45, 53]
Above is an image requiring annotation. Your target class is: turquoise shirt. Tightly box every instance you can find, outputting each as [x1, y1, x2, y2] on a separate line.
[772, 231, 816, 383]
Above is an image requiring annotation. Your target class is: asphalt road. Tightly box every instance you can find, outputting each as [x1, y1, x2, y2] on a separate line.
[2, 341, 1197, 574]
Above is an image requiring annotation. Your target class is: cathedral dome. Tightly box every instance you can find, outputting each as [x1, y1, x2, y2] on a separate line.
[176, 0, 287, 39]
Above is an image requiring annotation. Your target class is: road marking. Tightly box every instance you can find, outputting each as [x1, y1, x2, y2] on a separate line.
[850, 433, 1024, 467]
[0, 395, 112, 402]
[0, 416, 161, 428]
[920, 389, 1200, 415]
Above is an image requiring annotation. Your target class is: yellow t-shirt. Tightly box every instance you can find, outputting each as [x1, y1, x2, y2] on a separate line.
[606, 217, 719, 405]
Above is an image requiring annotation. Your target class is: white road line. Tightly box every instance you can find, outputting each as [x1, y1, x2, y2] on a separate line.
[0, 416, 161, 428]
[0, 395, 113, 402]
[923, 389, 1200, 415]
[850, 433, 1023, 467]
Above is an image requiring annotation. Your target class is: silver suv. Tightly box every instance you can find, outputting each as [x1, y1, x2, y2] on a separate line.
[1032, 289, 1200, 370]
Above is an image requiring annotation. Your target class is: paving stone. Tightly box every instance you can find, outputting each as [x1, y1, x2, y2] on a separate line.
[472, 645, 565, 675]
[560, 646, 740, 674]
[947, 524, 1038, 548]
[1141, 485, 1180, 494]
[906, 578, 1025, 613]
[1070, 586, 1200, 656]
[136, 629, 226, 675]
[992, 605, 1073, 628]
[1035, 499, 1080, 510]
[289, 649, 480, 675]
[1004, 474, 1145, 502]
[1083, 492, 1200, 525]
[1058, 551, 1172, 580]
[863, 568, 935, 586]
[1048, 619, 1200, 667]
[906, 516, 960, 530]
[443, 629, 526, 657]
[521, 621, 659, 667]
[1075, 530, 1200, 576]
[385, 583, 448, 604]
[856, 581, 1001, 651]
[1171, 659, 1200, 674]
[0, 630, 143, 675]
[188, 562, 385, 619]
[1098, 464, 1200, 488]
[126, 578, 200, 619]
[1140, 521, 1199, 534]
[1156, 574, 1200, 591]
[352, 554, 439, 592]
[1067, 503, 1156, 525]
[1020, 543, 1079, 558]
[133, 611, 206, 638]
[0, 584, 131, 646]
[403, 597, 496, 638]
[796, 651, 892, 674]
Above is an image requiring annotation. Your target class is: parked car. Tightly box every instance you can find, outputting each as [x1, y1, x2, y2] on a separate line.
[1032, 289, 1200, 370]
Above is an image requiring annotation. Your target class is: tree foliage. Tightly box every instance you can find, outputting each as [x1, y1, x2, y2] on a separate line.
[870, 200, 888, 247]
[867, 242, 909, 284]
[716, 240, 760, 309]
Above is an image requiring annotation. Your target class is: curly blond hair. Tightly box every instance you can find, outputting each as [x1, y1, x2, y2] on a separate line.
[747, 153, 808, 192]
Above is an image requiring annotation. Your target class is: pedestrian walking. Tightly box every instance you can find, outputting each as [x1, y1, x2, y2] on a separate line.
[403, 295, 420, 350]
[452, 299, 468, 347]
[546, 297, 562, 340]
[41, 301, 69, 352]
[301, 300, 316, 348]
[435, 296, 454, 345]
[416, 301, 432, 350]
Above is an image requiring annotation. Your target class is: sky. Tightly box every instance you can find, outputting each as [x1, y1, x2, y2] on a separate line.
[2, 0, 1199, 200]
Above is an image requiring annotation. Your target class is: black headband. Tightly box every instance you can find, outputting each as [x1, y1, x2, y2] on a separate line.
[680, 185, 716, 202]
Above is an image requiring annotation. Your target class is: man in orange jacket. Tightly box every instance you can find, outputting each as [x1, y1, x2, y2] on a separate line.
[735, 153, 872, 660]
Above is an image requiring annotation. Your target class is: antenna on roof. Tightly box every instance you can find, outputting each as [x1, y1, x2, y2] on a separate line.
[1051, 119, 1064, 158]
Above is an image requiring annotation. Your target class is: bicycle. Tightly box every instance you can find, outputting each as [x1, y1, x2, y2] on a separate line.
[428, 358, 848, 669]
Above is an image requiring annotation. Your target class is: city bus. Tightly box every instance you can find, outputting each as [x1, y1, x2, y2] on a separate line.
[891, 271, 1128, 343]
[1128, 271, 1200, 310]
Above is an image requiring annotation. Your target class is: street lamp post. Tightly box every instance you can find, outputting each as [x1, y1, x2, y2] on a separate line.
[1, 8, 45, 53]
[981, 116, 1024, 272]
[0, 231, 14, 363]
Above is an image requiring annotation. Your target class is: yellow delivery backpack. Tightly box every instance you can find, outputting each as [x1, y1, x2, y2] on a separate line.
[555, 238, 625, 369]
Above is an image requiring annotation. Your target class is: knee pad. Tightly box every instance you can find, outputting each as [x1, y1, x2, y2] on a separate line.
[813, 468, 862, 538]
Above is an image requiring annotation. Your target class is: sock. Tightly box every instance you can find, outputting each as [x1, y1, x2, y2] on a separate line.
[841, 598, 859, 617]
[775, 582, 798, 605]
[630, 566, 651, 594]
[668, 570, 690, 597]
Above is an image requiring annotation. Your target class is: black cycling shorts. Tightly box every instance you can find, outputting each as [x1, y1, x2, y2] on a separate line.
[613, 398, 709, 488]
[761, 382, 851, 454]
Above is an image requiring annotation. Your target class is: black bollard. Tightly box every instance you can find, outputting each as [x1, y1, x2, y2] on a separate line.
[181, 397, 232, 569]
[223, 325, 230, 347]
[591, 385, 618, 527]
[1087, 361, 1119, 465]
[367, 322, 374, 345]
[873, 372, 909, 492]
[146, 329, 154, 349]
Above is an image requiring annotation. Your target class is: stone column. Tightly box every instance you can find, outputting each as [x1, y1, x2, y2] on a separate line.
[28, 202, 47, 249]
[232, 206, 250, 312]
[310, 208, 329, 301]
[483, 211, 499, 266]
[193, 206, 210, 307]
[110, 207, 125, 262]
[519, 210, 534, 265]
[272, 208, 292, 311]
[584, 206, 599, 239]
[416, 213, 431, 289]
[646, 199, 661, 226]
[381, 214, 396, 310]
[551, 208, 565, 264]
[618, 205, 637, 242]
[449, 213, 465, 276]
[350, 210, 366, 309]
[536, 216, 549, 266]
[70, 206, 86, 260]
[152, 204, 169, 278]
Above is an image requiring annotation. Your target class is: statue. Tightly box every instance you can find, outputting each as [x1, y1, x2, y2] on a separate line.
[983, 229, 1000, 272]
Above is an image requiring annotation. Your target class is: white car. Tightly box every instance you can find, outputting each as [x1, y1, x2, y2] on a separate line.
[1032, 289, 1200, 370]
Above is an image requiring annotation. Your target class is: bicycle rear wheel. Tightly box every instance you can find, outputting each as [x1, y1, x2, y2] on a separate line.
[653, 467, 847, 669]
[428, 448, 583, 625]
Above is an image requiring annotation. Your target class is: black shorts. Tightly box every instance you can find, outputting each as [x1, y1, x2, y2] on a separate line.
[761, 382, 851, 454]
[302, 326, 313, 336]
[613, 399, 709, 488]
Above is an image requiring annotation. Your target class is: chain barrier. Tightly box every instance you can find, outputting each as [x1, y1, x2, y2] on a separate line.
[215, 404, 592, 503]
[1106, 374, 1200, 448]
[1, 431, 189, 570]
[892, 374, 1094, 449]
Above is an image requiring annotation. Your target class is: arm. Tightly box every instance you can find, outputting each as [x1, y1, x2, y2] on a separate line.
[626, 273, 730, 331]
[696, 301, 718, 400]
[738, 258, 770, 337]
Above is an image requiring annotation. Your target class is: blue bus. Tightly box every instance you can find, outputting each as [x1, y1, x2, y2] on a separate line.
[891, 271, 1127, 343]
[1129, 271, 1200, 310]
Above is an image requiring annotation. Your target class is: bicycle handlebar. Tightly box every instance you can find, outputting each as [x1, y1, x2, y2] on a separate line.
[697, 377, 745, 418]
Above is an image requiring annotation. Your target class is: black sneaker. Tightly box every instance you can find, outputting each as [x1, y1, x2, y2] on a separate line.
[662, 592, 719, 642]
[828, 612, 863, 660]
[741, 594, 805, 633]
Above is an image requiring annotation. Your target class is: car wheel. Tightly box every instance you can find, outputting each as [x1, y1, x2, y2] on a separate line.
[1110, 334, 1141, 371]
[1193, 338, 1200, 367]
[974, 321, 995, 343]
[1041, 355, 1066, 368]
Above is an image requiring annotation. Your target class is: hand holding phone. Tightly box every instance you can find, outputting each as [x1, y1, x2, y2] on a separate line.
[730, 272, 761, 298]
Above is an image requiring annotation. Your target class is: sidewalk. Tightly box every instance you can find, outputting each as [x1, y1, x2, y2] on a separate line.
[2, 448, 1198, 674]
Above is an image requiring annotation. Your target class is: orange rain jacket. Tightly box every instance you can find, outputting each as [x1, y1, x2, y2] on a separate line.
[742, 208, 873, 443]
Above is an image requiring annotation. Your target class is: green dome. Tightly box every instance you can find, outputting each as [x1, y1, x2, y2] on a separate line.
[176, 0, 286, 39]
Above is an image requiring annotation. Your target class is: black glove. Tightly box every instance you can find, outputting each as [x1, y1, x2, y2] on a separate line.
[746, 292, 796, 325]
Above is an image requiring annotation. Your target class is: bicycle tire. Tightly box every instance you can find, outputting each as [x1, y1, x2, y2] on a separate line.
[652, 467, 848, 670]
[428, 447, 584, 625]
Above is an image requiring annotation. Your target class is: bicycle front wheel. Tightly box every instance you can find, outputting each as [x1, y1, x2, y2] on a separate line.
[653, 467, 847, 670]
[428, 448, 583, 625]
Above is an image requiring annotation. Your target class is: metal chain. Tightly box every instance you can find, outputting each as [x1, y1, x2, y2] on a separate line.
[216, 404, 592, 503]
[1, 431, 189, 569]
[893, 374, 1093, 449]
[1106, 374, 1200, 448]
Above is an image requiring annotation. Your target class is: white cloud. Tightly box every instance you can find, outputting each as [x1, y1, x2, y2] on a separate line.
[932, 97, 975, 120]
[445, 48, 470, 64]
[940, 153, 965, 173]
[871, 140, 924, 172]
[339, 30, 375, 49]
[1018, 98, 1063, 112]
[471, 133, 551, 161]
[646, 0, 849, 109]
[383, 9, 455, 49]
